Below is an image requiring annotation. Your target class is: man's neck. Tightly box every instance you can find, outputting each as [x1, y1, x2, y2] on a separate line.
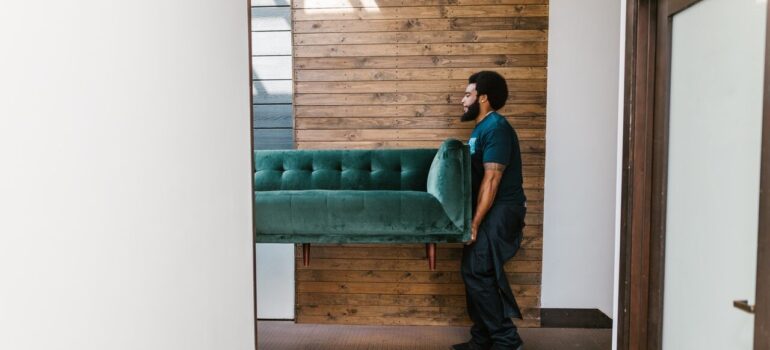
[475, 109, 495, 125]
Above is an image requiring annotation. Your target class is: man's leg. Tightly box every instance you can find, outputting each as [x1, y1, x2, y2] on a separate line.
[489, 318, 522, 350]
[464, 208, 523, 349]
[458, 243, 492, 349]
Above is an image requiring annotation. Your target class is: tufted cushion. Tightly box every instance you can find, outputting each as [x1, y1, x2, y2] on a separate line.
[254, 149, 436, 191]
[254, 190, 463, 243]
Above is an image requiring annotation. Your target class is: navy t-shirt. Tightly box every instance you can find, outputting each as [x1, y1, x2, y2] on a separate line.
[468, 111, 527, 208]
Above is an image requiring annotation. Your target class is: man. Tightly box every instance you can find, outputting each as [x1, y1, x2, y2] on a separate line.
[452, 71, 527, 350]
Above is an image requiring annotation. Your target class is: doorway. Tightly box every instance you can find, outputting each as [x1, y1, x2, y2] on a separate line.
[618, 0, 770, 348]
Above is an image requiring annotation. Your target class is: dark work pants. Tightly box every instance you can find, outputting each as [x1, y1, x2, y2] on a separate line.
[461, 203, 526, 349]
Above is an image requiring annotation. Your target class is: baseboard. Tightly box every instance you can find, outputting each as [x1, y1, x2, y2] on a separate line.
[257, 318, 294, 321]
[540, 308, 612, 329]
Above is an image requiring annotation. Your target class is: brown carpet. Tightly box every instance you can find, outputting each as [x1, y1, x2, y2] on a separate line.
[258, 321, 612, 350]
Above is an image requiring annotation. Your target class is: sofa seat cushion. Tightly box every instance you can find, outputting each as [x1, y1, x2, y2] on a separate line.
[254, 190, 462, 243]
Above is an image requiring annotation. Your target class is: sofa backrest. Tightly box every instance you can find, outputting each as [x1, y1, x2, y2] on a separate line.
[254, 148, 436, 191]
[426, 139, 471, 231]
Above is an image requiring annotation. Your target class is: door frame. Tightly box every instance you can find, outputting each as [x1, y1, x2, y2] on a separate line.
[618, 0, 770, 348]
[755, 0, 770, 345]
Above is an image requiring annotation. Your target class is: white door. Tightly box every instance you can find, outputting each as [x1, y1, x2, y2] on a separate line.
[662, 0, 766, 349]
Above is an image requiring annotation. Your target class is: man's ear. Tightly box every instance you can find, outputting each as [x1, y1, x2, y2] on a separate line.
[478, 94, 489, 104]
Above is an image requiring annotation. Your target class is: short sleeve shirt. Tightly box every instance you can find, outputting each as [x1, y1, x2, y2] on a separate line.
[468, 111, 527, 208]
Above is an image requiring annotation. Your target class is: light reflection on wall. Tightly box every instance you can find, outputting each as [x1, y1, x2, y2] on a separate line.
[302, 0, 381, 15]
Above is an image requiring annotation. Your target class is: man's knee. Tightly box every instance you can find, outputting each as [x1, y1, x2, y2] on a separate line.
[461, 270, 496, 294]
[460, 256, 489, 281]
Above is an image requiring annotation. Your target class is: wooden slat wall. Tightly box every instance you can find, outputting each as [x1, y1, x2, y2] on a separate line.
[252, 0, 294, 150]
[292, 0, 547, 327]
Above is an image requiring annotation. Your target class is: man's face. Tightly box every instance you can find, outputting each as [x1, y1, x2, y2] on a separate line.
[460, 83, 480, 122]
[462, 83, 477, 113]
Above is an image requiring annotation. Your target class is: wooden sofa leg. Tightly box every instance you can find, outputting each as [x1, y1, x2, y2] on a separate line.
[426, 243, 436, 271]
[302, 243, 310, 267]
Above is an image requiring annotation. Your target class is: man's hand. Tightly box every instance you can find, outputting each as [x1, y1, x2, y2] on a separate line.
[467, 222, 479, 245]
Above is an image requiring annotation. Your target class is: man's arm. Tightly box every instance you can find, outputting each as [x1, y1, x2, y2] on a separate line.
[467, 162, 506, 245]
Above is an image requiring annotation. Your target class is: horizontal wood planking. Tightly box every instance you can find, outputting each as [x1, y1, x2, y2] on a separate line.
[295, 104, 545, 118]
[293, 0, 547, 327]
[292, 6, 549, 21]
[449, 16, 549, 31]
[296, 268, 543, 282]
[444, 5, 549, 18]
[296, 257, 543, 273]
[294, 128, 545, 141]
[294, 17, 548, 33]
[296, 246, 543, 262]
[294, 79, 546, 93]
[294, 116, 546, 130]
[295, 18, 451, 33]
[295, 42, 547, 57]
[296, 279, 542, 294]
[294, 234, 545, 250]
[297, 304, 464, 318]
[295, 67, 547, 81]
[295, 140, 546, 153]
[296, 270, 542, 285]
[297, 292, 539, 308]
[296, 304, 541, 320]
[296, 314, 541, 327]
[294, 30, 547, 45]
[294, 261, 543, 325]
[294, 91, 546, 105]
[294, 55, 547, 69]
[298, 303, 541, 318]
[293, 0, 547, 8]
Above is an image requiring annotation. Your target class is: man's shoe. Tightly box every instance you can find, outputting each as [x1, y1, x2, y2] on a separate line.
[450, 341, 491, 350]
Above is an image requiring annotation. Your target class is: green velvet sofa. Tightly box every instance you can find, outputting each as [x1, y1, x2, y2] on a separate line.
[253, 139, 471, 270]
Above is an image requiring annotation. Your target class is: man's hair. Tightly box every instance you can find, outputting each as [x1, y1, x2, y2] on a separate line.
[468, 71, 509, 110]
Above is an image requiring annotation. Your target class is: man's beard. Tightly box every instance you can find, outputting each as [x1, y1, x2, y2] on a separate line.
[460, 101, 480, 122]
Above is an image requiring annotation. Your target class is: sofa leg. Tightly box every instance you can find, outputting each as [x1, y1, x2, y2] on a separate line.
[426, 243, 436, 271]
[302, 243, 310, 267]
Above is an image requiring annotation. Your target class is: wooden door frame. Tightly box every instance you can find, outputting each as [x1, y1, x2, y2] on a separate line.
[618, 0, 770, 348]
[247, 0, 259, 349]
[755, 1, 770, 347]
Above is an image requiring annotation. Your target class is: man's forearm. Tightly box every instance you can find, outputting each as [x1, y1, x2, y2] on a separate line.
[466, 164, 505, 244]
[473, 175, 501, 228]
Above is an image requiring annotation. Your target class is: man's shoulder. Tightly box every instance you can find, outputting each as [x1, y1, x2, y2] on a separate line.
[480, 113, 513, 136]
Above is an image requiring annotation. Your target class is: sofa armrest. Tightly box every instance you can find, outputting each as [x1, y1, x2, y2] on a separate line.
[426, 139, 472, 239]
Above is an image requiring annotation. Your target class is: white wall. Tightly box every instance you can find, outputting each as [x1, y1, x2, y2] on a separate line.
[543, 0, 622, 316]
[0, 1, 255, 350]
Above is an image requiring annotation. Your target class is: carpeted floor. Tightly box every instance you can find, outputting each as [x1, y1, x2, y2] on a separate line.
[258, 321, 612, 350]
